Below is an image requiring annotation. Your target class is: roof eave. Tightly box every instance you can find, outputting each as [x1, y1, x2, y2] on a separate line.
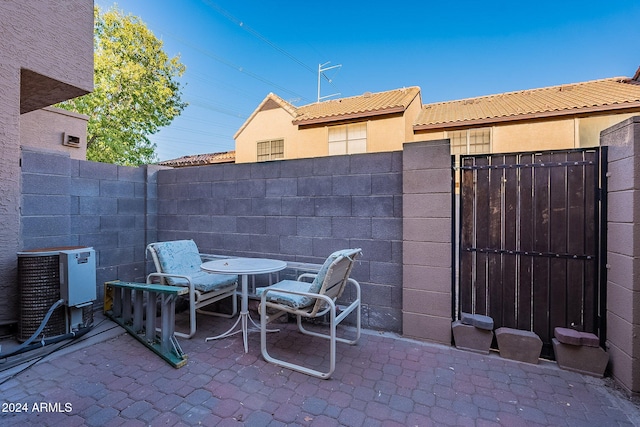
[234, 93, 297, 140]
[413, 102, 640, 131]
[293, 105, 406, 126]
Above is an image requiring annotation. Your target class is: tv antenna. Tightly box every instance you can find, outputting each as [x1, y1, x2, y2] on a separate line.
[317, 61, 342, 102]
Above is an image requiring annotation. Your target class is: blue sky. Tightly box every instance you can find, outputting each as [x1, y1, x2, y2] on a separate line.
[96, 1, 640, 161]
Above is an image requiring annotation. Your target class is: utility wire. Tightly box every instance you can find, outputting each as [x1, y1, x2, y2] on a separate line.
[159, 28, 312, 103]
[201, 0, 316, 75]
[201, 0, 345, 99]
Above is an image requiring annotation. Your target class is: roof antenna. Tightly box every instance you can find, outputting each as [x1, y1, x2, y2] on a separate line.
[317, 61, 342, 102]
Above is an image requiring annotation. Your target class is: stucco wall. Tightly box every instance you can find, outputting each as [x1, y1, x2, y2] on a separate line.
[1, 1, 93, 112]
[414, 113, 640, 155]
[0, 0, 93, 324]
[600, 116, 640, 395]
[235, 107, 297, 163]
[235, 95, 422, 163]
[579, 113, 638, 148]
[0, 65, 21, 325]
[365, 115, 409, 153]
[492, 119, 577, 152]
[20, 107, 89, 160]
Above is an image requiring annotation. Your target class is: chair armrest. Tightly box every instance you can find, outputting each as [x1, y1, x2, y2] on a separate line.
[286, 261, 323, 274]
[344, 278, 361, 302]
[261, 286, 359, 322]
[147, 272, 194, 289]
[261, 286, 332, 307]
[296, 273, 317, 282]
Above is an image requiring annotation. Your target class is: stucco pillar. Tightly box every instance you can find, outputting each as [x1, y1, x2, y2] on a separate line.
[0, 64, 21, 324]
[402, 140, 453, 344]
[601, 116, 640, 396]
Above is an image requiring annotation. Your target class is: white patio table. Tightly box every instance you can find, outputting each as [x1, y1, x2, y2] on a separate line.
[201, 257, 287, 353]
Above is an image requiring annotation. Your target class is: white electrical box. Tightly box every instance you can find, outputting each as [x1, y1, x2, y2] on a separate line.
[59, 248, 96, 307]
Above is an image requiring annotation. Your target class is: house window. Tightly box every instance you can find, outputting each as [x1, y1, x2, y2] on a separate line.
[328, 123, 367, 155]
[257, 139, 284, 162]
[448, 128, 491, 155]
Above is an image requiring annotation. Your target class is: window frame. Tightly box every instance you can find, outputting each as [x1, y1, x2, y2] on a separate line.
[256, 138, 284, 162]
[328, 122, 368, 155]
[447, 127, 492, 156]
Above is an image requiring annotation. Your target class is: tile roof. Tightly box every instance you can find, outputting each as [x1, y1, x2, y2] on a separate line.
[293, 86, 421, 125]
[414, 77, 640, 130]
[157, 151, 235, 167]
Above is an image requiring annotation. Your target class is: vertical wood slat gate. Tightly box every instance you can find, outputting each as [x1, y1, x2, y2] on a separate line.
[457, 148, 607, 359]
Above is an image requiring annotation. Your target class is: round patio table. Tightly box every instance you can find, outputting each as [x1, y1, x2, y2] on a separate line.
[201, 257, 287, 353]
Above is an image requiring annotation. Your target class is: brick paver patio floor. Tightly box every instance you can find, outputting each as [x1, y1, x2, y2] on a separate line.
[1, 311, 638, 426]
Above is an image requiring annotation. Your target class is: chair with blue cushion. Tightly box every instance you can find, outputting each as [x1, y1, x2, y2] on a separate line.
[146, 240, 237, 339]
[257, 248, 362, 379]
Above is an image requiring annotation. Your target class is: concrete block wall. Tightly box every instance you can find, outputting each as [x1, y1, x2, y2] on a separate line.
[20, 149, 151, 304]
[156, 152, 404, 331]
[601, 116, 640, 395]
[402, 140, 453, 344]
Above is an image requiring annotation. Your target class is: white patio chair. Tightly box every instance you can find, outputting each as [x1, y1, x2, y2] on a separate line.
[257, 248, 362, 379]
[146, 240, 237, 339]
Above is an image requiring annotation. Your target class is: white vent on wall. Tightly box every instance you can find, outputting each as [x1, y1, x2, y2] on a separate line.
[62, 132, 80, 148]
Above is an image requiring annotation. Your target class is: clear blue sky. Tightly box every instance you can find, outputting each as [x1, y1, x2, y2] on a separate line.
[96, 0, 640, 162]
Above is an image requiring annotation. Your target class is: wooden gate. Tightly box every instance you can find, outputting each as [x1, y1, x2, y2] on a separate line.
[457, 148, 607, 358]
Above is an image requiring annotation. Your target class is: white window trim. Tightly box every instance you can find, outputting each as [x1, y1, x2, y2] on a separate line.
[257, 138, 284, 162]
[328, 122, 368, 155]
[446, 127, 492, 155]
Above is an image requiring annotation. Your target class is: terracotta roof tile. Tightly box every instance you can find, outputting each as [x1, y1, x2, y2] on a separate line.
[293, 86, 421, 125]
[415, 77, 640, 130]
[158, 151, 235, 167]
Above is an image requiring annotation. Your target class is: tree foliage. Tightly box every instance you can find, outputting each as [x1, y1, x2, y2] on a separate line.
[58, 6, 187, 165]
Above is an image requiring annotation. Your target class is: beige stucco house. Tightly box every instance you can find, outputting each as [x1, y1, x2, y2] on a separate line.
[234, 87, 422, 163]
[0, 0, 94, 324]
[415, 73, 640, 156]
[234, 72, 640, 163]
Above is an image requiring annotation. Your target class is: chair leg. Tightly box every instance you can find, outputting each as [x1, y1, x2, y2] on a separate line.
[173, 307, 196, 339]
[173, 297, 197, 339]
[175, 292, 238, 339]
[296, 302, 360, 346]
[195, 292, 238, 319]
[260, 306, 336, 379]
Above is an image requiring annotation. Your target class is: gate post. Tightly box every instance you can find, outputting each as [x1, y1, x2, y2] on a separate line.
[601, 116, 640, 396]
[402, 140, 452, 344]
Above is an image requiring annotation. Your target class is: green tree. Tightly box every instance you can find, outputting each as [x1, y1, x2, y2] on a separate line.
[58, 6, 187, 165]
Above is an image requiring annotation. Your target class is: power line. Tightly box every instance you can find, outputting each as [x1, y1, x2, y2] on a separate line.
[160, 28, 312, 102]
[169, 115, 239, 130]
[201, 0, 316, 75]
[199, 1, 348, 101]
[186, 97, 247, 119]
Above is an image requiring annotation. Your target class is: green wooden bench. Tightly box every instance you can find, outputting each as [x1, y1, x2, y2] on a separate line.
[104, 280, 188, 368]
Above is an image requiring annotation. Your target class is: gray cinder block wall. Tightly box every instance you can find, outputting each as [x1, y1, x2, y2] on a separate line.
[156, 152, 404, 331]
[402, 140, 453, 344]
[600, 116, 640, 395]
[13, 130, 640, 395]
[20, 148, 152, 303]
